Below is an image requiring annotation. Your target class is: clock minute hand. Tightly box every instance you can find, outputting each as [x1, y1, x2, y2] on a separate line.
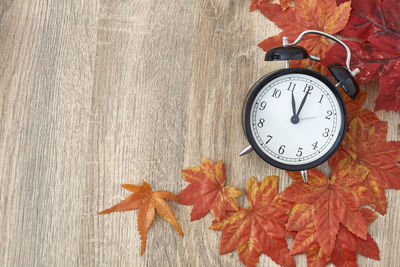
[296, 88, 311, 117]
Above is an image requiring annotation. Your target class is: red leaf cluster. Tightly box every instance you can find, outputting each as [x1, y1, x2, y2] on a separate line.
[178, 159, 294, 266]
[253, 0, 351, 71]
[280, 90, 399, 266]
[323, 0, 400, 111]
[281, 163, 372, 256]
[211, 177, 295, 267]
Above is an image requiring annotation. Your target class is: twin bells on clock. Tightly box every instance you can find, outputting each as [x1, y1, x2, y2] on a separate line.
[239, 30, 360, 183]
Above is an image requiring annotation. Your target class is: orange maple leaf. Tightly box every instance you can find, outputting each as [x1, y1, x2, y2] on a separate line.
[177, 158, 241, 221]
[281, 160, 372, 255]
[340, 89, 380, 127]
[210, 176, 295, 267]
[329, 117, 400, 214]
[99, 181, 184, 255]
[257, 0, 351, 69]
[287, 203, 380, 266]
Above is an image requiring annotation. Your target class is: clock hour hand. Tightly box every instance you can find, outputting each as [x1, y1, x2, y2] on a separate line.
[290, 91, 300, 124]
[295, 88, 311, 118]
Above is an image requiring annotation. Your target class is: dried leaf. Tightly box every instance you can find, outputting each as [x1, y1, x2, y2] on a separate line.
[211, 176, 295, 267]
[99, 181, 184, 255]
[177, 158, 241, 221]
[329, 117, 400, 214]
[257, 0, 351, 69]
[281, 163, 372, 255]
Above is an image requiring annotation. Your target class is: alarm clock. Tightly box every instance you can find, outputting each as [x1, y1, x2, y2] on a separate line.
[239, 30, 360, 182]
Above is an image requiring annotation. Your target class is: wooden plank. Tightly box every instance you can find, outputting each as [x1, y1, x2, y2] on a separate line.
[90, 0, 196, 266]
[0, 0, 98, 266]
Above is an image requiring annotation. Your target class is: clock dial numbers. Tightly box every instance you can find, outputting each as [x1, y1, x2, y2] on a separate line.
[312, 141, 318, 150]
[318, 94, 324, 104]
[265, 135, 273, 144]
[287, 82, 296, 92]
[296, 147, 303, 157]
[303, 84, 313, 94]
[325, 110, 333, 120]
[257, 118, 265, 128]
[278, 145, 285, 155]
[322, 128, 330, 137]
[259, 101, 267, 110]
[250, 73, 342, 166]
[272, 88, 281, 98]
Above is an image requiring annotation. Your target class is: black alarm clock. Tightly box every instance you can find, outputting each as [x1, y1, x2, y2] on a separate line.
[239, 30, 360, 182]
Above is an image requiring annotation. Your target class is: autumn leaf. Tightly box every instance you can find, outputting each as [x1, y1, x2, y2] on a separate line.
[256, 0, 351, 69]
[339, 88, 380, 127]
[331, 227, 380, 266]
[279, 0, 292, 11]
[325, 0, 400, 111]
[287, 203, 379, 266]
[306, 244, 330, 267]
[210, 176, 295, 267]
[331, 208, 380, 266]
[99, 181, 184, 255]
[323, 41, 400, 111]
[249, 0, 270, 12]
[177, 158, 241, 221]
[337, 0, 400, 53]
[281, 162, 372, 255]
[329, 117, 400, 214]
[250, 0, 292, 12]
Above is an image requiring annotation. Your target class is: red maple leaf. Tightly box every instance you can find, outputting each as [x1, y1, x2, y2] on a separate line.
[256, 0, 351, 70]
[339, 89, 379, 127]
[329, 117, 400, 214]
[324, 0, 400, 111]
[281, 161, 372, 255]
[210, 176, 295, 267]
[323, 41, 400, 111]
[286, 203, 380, 266]
[337, 0, 400, 52]
[177, 158, 241, 221]
[331, 207, 380, 266]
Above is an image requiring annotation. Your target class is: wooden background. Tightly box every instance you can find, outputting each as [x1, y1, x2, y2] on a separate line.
[0, 0, 398, 266]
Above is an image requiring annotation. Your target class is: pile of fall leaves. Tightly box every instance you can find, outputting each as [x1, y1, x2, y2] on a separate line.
[252, 0, 399, 111]
[99, 0, 400, 266]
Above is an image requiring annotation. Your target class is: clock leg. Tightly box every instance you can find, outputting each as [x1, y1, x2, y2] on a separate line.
[301, 170, 308, 183]
[238, 145, 253, 156]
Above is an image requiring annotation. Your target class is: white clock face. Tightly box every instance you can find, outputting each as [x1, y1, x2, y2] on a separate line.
[249, 73, 344, 166]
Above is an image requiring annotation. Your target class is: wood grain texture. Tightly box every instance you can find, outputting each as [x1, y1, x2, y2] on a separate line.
[0, 0, 398, 266]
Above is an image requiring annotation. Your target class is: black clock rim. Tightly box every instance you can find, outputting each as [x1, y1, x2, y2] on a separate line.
[242, 68, 347, 171]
